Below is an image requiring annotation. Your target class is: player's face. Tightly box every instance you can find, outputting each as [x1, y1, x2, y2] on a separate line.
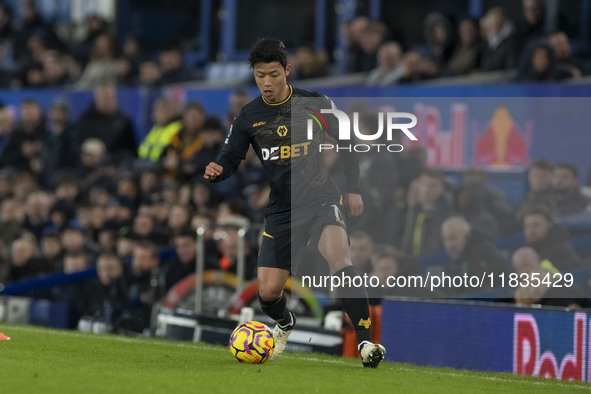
[253, 62, 291, 103]
[524, 214, 550, 244]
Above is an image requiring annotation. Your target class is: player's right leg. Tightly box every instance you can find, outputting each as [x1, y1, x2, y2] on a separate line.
[257, 266, 295, 360]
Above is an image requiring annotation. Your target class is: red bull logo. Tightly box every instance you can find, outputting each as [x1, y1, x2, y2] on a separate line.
[514, 313, 586, 381]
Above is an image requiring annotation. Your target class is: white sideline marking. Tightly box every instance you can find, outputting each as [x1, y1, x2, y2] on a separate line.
[3, 325, 590, 390]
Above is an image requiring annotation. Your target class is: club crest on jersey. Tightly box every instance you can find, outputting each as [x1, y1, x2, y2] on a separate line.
[276, 125, 288, 137]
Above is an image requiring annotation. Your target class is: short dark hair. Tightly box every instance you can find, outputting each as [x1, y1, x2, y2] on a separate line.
[524, 205, 553, 223]
[530, 158, 553, 172]
[555, 163, 578, 178]
[249, 38, 287, 69]
[135, 240, 159, 259]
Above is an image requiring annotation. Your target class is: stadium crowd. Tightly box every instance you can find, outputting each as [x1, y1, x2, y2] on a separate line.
[0, 0, 588, 89]
[0, 0, 590, 334]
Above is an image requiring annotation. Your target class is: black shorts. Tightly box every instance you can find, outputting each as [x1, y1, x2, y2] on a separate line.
[258, 201, 348, 273]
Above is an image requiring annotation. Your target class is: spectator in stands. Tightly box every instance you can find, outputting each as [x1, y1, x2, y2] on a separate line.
[47, 199, 75, 232]
[22, 62, 45, 88]
[72, 14, 109, 66]
[116, 228, 139, 261]
[446, 18, 482, 76]
[549, 32, 591, 77]
[512, 247, 588, 308]
[41, 97, 77, 185]
[552, 163, 589, 216]
[158, 46, 194, 85]
[132, 212, 160, 245]
[423, 12, 455, 70]
[54, 172, 81, 202]
[461, 169, 515, 235]
[0, 198, 21, 246]
[243, 181, 270, 224]
[77, 34, 119, 88]
[138, 97, 183, 162]
[0, 169, 13, 203]
[0, 5, 15, 44]
[14, 1, 62, 62]
[75, 85, 137, 160]
[116, 172, 139, 206]
[92, 253, 129, 324]
[164, 101, 206, 180]
[115, 56, 135, 87]
[105, 195, 135, 228]
[138, 59, 161, 87]
[80, 138, 107, 181]
[0, 99, 46, 171]
[118, 241, 161, 333]
[290, 44, 328, 80]
[344, 16, 370, 73]
[168, 204, 191, 239]
[61, 219, 99, 262]
[12, 170, 37, 202]
[350, 230, 375, 276]
[366, 41, 404, 87]
[211, 223, 256, 280]
[481, 7, 519, 71]
[401, 169, 453, 256]
[454, 182, 499, 240]
[523, 206, 584, 271]
[517, 41, 574, 81]
[515, 158, 556, 223]
[368, 245, 404, 299]
[52, 250, 96, 328]
[0, 108, 15, 160]
[517, 0, 546, 50]
[23, 190, 52, 240]
[188, 116, 225, 180]
[97, 219, 118, 253]
[160, 228, 198, 293]
[42, 51, 74, 87]
[441, 216, 507, 292]
[512, 246, 558, 275]
[226, 89, 251, 129]
[40, 228, 63, 272]
[357, 21, 388, 72]
[7, 232, 48, 281]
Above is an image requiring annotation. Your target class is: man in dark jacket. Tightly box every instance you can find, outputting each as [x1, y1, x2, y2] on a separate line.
[481, 7, 519, 71]
[160, 229, 198, 293]
[442, 216, 508, 295]
[74, 85, 137, 161]
[0, 99, 46, 171]
[552, 163, 588, 216]
[401, 169, 453, 256]
[515, 158, 557, 223]
[523, 206, 585, 272]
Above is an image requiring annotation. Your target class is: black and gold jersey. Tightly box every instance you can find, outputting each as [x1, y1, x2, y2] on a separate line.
[214, 85, 360, 218]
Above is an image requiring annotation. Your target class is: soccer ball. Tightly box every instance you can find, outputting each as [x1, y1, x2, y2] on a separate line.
[229, 321, 275, 364]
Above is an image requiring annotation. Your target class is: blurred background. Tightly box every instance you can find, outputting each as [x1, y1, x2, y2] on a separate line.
[0, 0, 590, 379]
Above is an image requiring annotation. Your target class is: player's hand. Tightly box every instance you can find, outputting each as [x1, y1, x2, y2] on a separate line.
[204, 162, 223, 180]
[345, 193, 364, 217]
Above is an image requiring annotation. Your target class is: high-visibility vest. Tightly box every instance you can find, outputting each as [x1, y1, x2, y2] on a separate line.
[138, 120, 183, 162]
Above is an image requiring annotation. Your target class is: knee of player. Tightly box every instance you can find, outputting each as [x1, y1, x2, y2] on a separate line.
[258, 286, 284, 301]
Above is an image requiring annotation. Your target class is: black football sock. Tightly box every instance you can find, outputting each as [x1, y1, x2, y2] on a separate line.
[258, 291, 294, 329]
[335, 265, 373, 345]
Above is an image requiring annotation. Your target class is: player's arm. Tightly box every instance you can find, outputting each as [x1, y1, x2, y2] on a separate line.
[204, 117, 250, 182]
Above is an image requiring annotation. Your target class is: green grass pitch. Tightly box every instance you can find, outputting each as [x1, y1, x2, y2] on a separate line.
[0, 323, 589, 394]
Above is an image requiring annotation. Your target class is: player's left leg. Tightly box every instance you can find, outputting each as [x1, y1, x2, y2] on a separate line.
[318, 225, 386, 368]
